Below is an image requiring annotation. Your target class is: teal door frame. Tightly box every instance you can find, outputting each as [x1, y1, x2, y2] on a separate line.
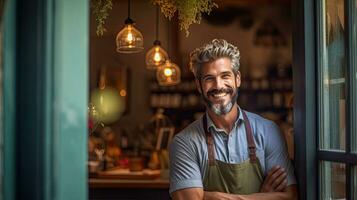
[292, 0, 318, 199]
[3, 0, 17, 199]
[3, 0, 88, 199]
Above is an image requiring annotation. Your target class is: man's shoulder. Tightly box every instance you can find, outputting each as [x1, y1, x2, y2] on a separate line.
[243, 110, 279, 136]
[170, 117, 206, 157]
[172, 116, 205, 145]
[244, 110, 275, 126]
[176, 117, 205, 138]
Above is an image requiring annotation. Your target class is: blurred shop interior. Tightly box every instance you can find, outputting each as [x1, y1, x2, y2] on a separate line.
[88, 0, 295, 198]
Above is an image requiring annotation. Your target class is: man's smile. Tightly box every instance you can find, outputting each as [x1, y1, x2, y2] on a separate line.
[207, 88, 233, 102]
[211, 92, 228, 98]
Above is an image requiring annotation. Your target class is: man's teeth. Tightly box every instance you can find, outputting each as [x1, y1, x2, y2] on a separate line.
[212, 93, 227, 97]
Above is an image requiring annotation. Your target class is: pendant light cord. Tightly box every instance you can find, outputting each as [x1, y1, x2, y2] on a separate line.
[125, 0, 133, 24]
[128, 0, 131, 19]
[156, 5, 159, 40]
[167, 21, 171, 56]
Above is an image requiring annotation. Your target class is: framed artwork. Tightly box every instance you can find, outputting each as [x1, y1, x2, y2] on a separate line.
[155, 127, 175, 150]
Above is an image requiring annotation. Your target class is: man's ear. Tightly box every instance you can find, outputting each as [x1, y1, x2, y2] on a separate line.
[195, 78, 202, 94]
[235, 71, 241, 88]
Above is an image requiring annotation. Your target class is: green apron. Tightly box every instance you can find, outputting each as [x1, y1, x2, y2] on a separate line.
[203, 111, 264, 194]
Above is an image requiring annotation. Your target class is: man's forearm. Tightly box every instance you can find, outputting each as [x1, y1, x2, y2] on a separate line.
[204, 185, 297, 200]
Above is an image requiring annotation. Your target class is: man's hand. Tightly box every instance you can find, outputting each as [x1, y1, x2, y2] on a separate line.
[204, 191, 242, 200]
[260, 166, 288, 192]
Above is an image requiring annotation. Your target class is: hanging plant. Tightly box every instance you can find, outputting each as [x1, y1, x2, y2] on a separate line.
[91, 0, 113, 36]
[91, 0, 217, 37]
[152, 0, 217, 36]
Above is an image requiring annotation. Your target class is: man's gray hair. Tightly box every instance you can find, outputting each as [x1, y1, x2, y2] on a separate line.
[189, 39, 240, 79]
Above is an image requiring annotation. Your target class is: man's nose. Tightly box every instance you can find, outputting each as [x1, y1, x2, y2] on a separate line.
[213, 77, 224, 88]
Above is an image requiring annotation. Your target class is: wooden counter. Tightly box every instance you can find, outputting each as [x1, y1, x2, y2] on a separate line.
[89, 178, 169, 189]
[89, 170, 170, 200]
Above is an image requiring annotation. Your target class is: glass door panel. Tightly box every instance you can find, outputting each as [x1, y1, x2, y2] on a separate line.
[353, 166, 357, 199]
[351, 0, 357, 153]
[320, 161, 346, 199]
[319, 0, 347, 151]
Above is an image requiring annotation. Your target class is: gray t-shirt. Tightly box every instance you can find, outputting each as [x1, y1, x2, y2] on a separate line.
[169, 109, 296, 194]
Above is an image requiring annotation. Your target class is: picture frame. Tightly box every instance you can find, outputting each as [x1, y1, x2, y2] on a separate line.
[155, 127, 175, 150]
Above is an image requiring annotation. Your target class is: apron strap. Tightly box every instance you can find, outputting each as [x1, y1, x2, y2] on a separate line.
[203, 114, 215, 166]
[242, 111, 257, 163]
[202, 109, 258, 165]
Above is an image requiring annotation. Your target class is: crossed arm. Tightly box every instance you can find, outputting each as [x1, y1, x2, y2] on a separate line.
[172, 166, 298, 200]
[172, 185, 297, 200]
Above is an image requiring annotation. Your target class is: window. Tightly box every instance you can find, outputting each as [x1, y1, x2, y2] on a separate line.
[317, 0, 357, 199]
[0, 17, 3, 200]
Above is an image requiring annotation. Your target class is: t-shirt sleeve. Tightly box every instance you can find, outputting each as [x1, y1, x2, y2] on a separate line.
[169, 134, 203, 194]
[264, 121, 297, 186]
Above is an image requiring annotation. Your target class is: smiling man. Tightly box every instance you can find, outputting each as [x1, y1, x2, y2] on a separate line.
[169, 39, 297, 200]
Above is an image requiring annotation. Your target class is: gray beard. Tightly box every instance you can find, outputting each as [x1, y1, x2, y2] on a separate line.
[203, 89, 238, 116]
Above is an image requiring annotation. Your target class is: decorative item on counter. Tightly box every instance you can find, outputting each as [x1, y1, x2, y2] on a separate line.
[129, 157, 144, 171]
[148, 127, 174, 175]
[101, 127, 122, 169]
[159, 150, 170, 179]
[117, 157, 129, 169]
[116, 0, 144, 53]
[155, 128, 172, 178]
[144, 109, 174, 170]
[149, 108, 173, 136]
[146, 6, 168, 70]
[155, 127, 174, 150]
[88, 103, 103, 134]
[148, 151, 160, 170]
[91, 67, 125, 124]
[120, 130, 129, 149]
[88, 136, 106, 173]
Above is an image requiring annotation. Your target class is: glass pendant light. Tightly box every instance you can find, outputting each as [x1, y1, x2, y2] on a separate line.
[156, 59, 181, 86]
[116, 0, 144, 53]
[145, 6, 168, 69]
[156, 21, 181, 86]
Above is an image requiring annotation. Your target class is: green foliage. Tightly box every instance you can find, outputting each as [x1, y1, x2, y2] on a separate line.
[152, 0, 217, 36]
[90, 0, 217, 37]
[91, 0, 113, 36]
[152, 0, 177, 19]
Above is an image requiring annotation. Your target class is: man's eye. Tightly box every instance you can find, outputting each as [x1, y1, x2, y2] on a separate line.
[222, 74, 231, 79]
[204, 77, 214, 82]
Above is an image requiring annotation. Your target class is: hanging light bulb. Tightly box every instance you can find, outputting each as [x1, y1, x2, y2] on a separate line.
[116, 0, 144, 53]
[156, 59, 181, 86]
[146, 6, 168, 69]
[146, 40, 168, 69]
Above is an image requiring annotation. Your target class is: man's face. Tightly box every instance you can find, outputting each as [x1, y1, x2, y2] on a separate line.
[196, 57, 241, 115]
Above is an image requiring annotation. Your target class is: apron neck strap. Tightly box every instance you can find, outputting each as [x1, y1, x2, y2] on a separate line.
[203, 114, 215, 166]
[202, 109, 258, 166]
[242, 111, 257, 163]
